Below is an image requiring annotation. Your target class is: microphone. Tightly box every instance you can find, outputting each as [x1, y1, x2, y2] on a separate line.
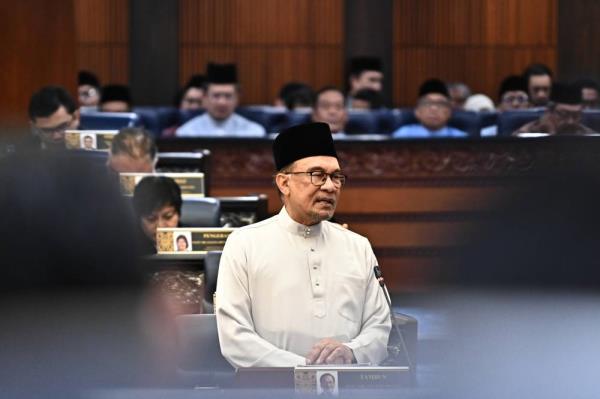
[373, 265, 413, 370]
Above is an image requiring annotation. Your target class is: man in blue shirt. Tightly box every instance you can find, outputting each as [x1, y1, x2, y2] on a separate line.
[393, 79, 467, 138]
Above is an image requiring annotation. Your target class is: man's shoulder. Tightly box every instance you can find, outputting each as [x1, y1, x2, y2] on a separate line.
[324, 220, 370, 244]
[175, 113, 209, 136]
[231, 113, 266, 135]
[392, 124, 424, 137]
[231, 215, 278, 236]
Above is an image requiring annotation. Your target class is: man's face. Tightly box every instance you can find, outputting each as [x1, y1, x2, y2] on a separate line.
[107, 154, 155, 173]
[320, 374, 335, 393]
[83, 136, 93, 149]
[448, 86, 469, 109]
[312, 90, 348, 134]
[549, 102, 583, 133]
[350, 70, 383, 94]
[415, 93, 452, 131]
[528, 75, 552, 106]
[30, 105, 79, 149]
[499, 90, 529, 111]
[100, 101, 130, 113]
[141, 205, 179, 243]
[277, 156, 342, 226]
[180, 87, 204, 110]
[205, 84, 238, 121]
[582, 88, 599, 109]
[78, 84, 100, 107]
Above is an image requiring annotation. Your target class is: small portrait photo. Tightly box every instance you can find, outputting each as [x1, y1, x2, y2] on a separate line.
[80, 133, 97, 150]
[174, 231, 192, 252]
[316, 371, 339, 397]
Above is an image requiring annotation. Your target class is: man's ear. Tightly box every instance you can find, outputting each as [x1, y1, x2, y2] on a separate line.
[72, 109, 81, 128]
[275, 173, 290, 196]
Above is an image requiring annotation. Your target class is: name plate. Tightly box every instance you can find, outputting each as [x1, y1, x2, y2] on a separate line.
[156, 227, 234, 254]
[65, 130, 118, 151]
[120, 173, 205, 198]
[294, 366, 410, 395]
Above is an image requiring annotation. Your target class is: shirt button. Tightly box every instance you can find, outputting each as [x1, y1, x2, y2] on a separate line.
[313, 266, 317, 270]
[310, 248, 315, 252]
[315, 283, 320, 286]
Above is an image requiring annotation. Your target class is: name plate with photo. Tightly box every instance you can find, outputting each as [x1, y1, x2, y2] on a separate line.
[120, 173, 205, 198]
[156, 227, 234, 254]
[64, 130, 118, 151]
[294, 365, 410, 395]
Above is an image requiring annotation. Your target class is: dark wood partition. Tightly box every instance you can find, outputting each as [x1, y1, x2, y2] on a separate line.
[158, 136, 600, 294]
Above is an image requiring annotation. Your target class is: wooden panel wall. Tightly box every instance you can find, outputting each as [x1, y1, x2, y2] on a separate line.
[393, 0, 557, 107]
[0, 1, 77, 128]
[74, 0, 129, 86]
[179, 0, 344, 105]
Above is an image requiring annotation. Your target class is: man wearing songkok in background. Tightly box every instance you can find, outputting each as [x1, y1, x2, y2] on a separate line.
[176, 63, 265, 137]
[513, 82, 596, 136]
[216, 122, 391, 367]
[347, 56, 384, 108]
[392, 79, 468, 138]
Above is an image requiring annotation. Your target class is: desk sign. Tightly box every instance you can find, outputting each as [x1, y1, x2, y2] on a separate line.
[156, 227, 234, 254]
[64, 130, 118, 151]
[120, 173, 205, 198]
[294, 366, 410, 394]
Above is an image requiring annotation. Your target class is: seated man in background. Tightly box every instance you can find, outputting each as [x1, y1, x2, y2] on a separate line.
[176, 63, 265, 137]
[350, 88, 384, 110]
[107, 127, 157, 173]
[522, 63, 553, 107]
[513, 82, 596, 136]
[99, 84, 132, 112]
[77, 70, 101, 109]
[216, 122, 391, 367]
[274, 82, 314, 111]
[311, 87, 348, 135]
[346, 56, 384, 108]
[392, 79, 468, 138]
[447, 82, 471, 110]
[133, 176, 181, 254]
[28, 86, 80, 150]
[480, 75, 529, 137]
[575, 78, 600, 109]
[177, 74, 206, 111]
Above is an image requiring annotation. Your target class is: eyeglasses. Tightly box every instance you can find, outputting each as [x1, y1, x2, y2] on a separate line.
[284, 171, 347, 187]
[31, 116, 75, 136]
[502, 94, 528, 104]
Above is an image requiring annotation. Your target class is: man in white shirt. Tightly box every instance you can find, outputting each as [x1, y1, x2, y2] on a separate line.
[216, 122, 391, 368]
[176, 63, 265, 137]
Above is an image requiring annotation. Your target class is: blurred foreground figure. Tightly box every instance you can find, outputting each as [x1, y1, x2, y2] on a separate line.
[0, 151, 175, 398]
[429, 165, 600, 399]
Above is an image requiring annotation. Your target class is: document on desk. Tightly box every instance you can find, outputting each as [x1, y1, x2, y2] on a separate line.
[294, 365, 410, 394]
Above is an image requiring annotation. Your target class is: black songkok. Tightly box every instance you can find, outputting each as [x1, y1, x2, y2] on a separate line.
[206, 63, 238, 84]
[349, 57, 382, 75]
[419, 78, 449, 98]
[185, 74, 206, 89]
[100, 84, 131, 104]
[78, 70, 100, 88]
[273, 122, 337, 170]
[551, 82, 582, 105]
[499, 75, 527, 98]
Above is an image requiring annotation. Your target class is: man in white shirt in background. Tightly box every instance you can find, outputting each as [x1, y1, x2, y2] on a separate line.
[216, 122, 391, 368]
[175, 63, 265, 137]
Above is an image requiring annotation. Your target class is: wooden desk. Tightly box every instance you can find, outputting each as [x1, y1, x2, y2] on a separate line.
[158, 136, 600, 293]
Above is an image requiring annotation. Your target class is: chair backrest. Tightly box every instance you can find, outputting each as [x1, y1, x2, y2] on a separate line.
[175, 313, 234, 386]
[582, 110, 600, 133]
[496, 109, 545, 136]
[180, 198, 220, 227]
[133, 106, 178, 137]
[345, 111, 379, 134]
[80, 111, 141, 130]
[202, 251, 222, 314]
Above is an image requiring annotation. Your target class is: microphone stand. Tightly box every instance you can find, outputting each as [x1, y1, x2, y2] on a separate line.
[374, 266, 413, 370]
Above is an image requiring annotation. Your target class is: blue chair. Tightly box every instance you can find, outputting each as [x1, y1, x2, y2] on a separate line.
[346, 111, 379, 134]
[496, 110, 545, 136]
[281, 111, 311, 129]
[80, 111, 142, 130]
[582, 110, 600, 133]
[180, 198, 220, 228]
[374, 109, 403, 134]
[133, 106, 178, 137]
[237, 106, 287, 133]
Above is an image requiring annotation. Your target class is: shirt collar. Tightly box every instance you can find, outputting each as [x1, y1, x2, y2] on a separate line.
[277, 206, 323, 238]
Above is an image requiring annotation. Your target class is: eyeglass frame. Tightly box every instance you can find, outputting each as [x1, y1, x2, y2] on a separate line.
[282, 170, 347, 187]
[31, 115, 76, 136]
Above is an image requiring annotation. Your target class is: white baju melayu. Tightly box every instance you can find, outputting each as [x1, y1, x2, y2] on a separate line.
[175, 113, 266, 137]
[216, 207, 391, 368]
